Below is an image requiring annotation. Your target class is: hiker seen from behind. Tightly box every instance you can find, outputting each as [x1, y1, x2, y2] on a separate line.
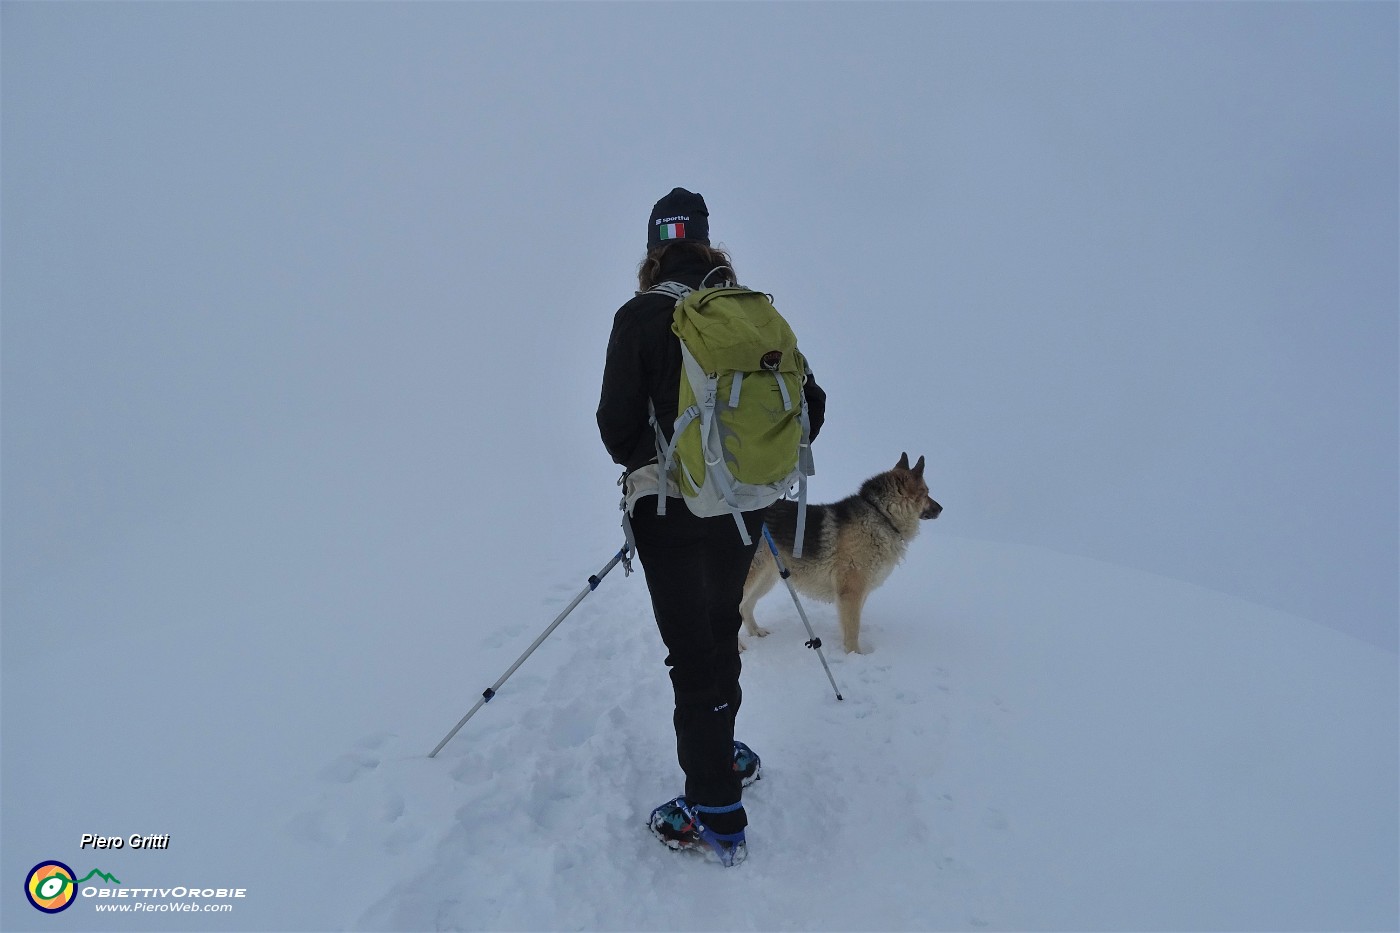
[596, 187, 827, 866]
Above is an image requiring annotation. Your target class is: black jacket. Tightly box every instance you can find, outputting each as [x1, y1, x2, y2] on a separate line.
[597, 252, 826, 472]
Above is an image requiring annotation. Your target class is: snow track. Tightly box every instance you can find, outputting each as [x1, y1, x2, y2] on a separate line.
[284, 536, 1394, 932]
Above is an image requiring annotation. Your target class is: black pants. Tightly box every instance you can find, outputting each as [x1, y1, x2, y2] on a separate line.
[630, 496, 764, 832]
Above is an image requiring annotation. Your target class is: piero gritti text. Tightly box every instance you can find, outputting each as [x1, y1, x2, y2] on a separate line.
[81, 833, 171, 850]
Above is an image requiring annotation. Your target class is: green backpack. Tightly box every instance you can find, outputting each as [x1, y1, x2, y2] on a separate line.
[647, 271, 815, 555]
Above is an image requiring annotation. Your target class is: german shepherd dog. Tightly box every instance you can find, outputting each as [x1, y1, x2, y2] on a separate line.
[740, 453, 942, 654]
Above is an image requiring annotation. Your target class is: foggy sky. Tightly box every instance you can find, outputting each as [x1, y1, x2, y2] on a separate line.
[4, 1, 1396, 651]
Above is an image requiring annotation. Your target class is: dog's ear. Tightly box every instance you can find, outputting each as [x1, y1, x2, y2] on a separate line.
[896, 452, 910, 471]
[912, 455, 925, 478]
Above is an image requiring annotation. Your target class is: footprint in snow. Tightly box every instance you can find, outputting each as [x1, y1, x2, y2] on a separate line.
[547, 703, 597, 750]
[981, 807, 1009, 831]
[356, 730, 396, 751]
[317, 748, 380, 784]
[481, 624, 526, 650]
[287, 809, 348, 847]
[379, 792, 406, 823]
[545, 581, 579, 605]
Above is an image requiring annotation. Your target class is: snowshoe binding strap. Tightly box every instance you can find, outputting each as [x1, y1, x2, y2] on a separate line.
[682, 799, 748, 867]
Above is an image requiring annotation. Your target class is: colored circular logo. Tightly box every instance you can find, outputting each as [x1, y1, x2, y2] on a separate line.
[25, 861, 77, 913]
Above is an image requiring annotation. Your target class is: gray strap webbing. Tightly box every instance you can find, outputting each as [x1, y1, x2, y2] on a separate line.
[793, 472, 808, 559]
[621, 511, 637, 574]
[798, 402, 815, 476]
[656, 405, 699, 517]
[774, 372, 793, 411]
[649, 399, 667, 514]
[792, 390, 815, 558]
[729, 372, 743, 409]
[699, 265, 735, 288]
[704, 460, 752, 546]
[646, 281, 692, 301]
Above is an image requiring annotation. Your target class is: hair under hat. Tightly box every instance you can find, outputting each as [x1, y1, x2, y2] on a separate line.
[648, 187, 710, 251]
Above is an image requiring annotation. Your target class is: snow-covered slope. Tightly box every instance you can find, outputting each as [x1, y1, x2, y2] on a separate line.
[289, 534, 1396, 930]
[4, 515, 1395, 931]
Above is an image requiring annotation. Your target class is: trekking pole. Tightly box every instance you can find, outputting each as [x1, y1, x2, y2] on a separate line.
[761, 525, 843, 701]
[428, 543, 633, 758]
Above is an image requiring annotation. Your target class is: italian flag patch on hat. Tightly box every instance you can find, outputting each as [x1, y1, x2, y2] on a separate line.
[658, 222, 686, 240]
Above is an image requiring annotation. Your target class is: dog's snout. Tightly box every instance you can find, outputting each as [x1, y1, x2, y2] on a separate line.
[922, 499, 943, 520]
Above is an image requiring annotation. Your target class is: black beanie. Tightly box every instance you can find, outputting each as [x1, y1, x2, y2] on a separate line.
[648, 187, 710, 251]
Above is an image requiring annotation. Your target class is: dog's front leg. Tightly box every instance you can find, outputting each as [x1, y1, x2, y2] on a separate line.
[836, 580, 869, 654]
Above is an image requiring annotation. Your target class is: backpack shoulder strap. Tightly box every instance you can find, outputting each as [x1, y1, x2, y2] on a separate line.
[699, 265, 736, 288]
[642, 280, 692, 302]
